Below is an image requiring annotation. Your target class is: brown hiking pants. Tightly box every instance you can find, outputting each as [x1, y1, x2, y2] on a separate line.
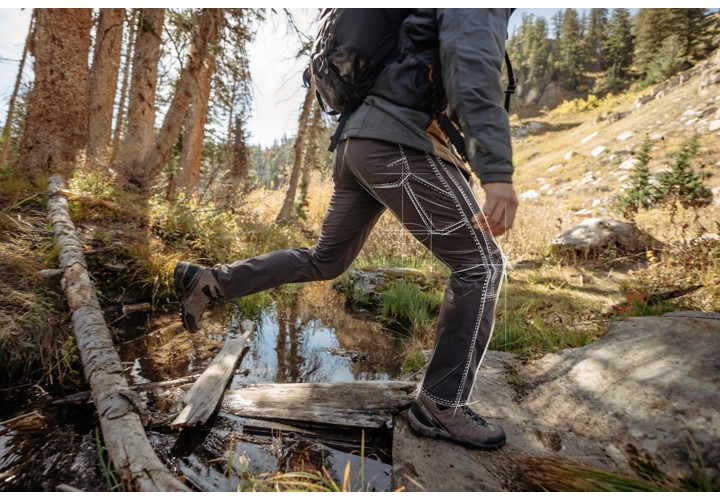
[213, 138, 505, 406]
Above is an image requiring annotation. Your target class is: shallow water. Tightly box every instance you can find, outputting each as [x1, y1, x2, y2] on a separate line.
[0, 282, 405, 491]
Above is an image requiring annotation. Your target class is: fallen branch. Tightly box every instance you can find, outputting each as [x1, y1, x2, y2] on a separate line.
[52, 374, 201, 406]
[47, 174, 188, 492]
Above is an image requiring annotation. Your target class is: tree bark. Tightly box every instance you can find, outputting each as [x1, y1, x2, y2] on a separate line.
[178, 52, 216, 193]
[119, 8, 164, 187]
[297, 102, 322, 219]
[87, 8, 124, 169]
[277, 80, 315, 222]
[231, 116, 249, 181]
[129, 8, 222, 191]
[47, 175, 188, 491]
[16, 9, 91, 182]
[0, 11, 34, 168]
[110, 9, 137, 165]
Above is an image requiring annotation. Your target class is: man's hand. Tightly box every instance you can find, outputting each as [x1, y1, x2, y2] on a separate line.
[473, 182, 518, 237]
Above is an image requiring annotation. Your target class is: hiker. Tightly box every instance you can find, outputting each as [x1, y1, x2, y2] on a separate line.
[174, 8, 517, 450]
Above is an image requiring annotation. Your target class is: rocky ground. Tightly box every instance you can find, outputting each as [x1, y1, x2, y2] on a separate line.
[393, 312, 720, 492]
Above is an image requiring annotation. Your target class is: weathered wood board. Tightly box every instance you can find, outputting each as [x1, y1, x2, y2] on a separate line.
[221, 380, 417, 428]
[171, 320, 255, 428]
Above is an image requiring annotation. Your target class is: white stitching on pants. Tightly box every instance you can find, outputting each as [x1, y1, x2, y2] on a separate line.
[435, 155, 504, 406]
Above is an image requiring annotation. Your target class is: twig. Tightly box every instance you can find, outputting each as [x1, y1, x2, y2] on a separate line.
[0, 411, 43, 427]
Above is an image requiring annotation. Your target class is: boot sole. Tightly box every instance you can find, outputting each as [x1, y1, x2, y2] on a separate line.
[173, 262, 200, 333]
[407, 408, 506, 451]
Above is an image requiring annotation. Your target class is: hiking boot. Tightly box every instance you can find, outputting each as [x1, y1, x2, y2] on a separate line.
[407, 392, 506, 450]
[173, 261, 223, 333]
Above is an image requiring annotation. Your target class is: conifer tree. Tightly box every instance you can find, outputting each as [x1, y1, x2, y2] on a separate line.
[604, 8, 634, 77]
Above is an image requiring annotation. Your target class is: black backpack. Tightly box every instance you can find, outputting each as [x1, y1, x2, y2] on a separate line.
[304, 9, 516, 158]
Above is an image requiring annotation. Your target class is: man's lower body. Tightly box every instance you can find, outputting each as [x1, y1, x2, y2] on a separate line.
[174, 138, 507, 449]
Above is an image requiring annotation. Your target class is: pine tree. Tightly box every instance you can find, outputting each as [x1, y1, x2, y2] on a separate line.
[653, 134, 712, 210]
[584, 8, 608, 72]
[604, 8, 633, 77]
[613, 136, 653, 218]
[558, 8, 583, 88]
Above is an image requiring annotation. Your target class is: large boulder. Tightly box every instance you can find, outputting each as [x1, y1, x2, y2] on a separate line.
[395, 312, 720, 491]
[548, 218, 663, 260]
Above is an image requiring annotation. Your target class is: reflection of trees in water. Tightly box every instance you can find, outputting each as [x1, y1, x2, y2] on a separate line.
[275, 312, 326, 383]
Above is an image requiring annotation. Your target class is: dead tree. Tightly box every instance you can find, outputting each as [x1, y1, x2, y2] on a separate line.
[46, 175, 188, 491]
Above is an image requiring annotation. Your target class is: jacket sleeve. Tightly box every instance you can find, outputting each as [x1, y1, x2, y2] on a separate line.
[437, 9, 514, 184]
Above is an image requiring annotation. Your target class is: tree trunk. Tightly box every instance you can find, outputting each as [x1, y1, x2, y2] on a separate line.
[231, 116, 249, 181]
[87, 8, 124, 169]
[119, 8, 164, 187]
[277, 80, 315, 222]
[16, 9, 91, 182]
[178, 53, 215, 193]
[0, 11, 34, 168]
[297, 102, 322, 219]
[110, 9, 137, 166]
[130, 8, 222, 191]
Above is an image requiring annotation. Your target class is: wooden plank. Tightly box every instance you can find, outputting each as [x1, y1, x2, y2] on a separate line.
[47, 175, 188, 492]
[171, 320, 255, 428]
[220, 380, 416, 428]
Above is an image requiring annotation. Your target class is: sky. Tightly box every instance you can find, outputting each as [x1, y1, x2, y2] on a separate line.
[0, 5, 712, 148]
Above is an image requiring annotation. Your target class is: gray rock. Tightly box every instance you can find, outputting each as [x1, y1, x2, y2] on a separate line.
[591, 146, 607, 157]
[522, 313, 720, 481]
[548, 218, 662, 259]
[635, 95, 654, 108]
[709, 120, 720, 132]
[519, 189, 541, 201]
[564, 150, 577, 161]
[400, 314, 720, 490]
[616, 131, 634, 141]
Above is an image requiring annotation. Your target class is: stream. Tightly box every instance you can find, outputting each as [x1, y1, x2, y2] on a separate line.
[0, 282, 406, 492]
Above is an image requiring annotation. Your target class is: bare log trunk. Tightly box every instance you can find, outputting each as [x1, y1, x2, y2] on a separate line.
[16, 9, 91, 182]
[178, 53, 216, 193]
[131, 8, 222, 191]
[110, 9, 137, 166]
[119, 8, 164, 187]
[277, 80, 315, 222]
[46, 174, 188, 492]
[87, 8, 124, 169]
[0, 11, 34, 167]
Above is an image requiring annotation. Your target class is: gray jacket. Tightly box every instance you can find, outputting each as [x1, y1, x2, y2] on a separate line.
[341, 8, 514, 184]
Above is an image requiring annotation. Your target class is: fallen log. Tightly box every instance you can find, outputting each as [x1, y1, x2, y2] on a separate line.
[47, 175, 188, 492]
[171, 320, 255, 428]
[221, 381, 416, 428]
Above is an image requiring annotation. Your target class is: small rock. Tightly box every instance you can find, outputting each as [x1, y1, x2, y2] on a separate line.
[618, 174, 629, 183]
[547, 164, 562, 172]
[591, 146, 606, 158]
[580, 131, 598, 145]
[685, 117, 699, 126]
[592, 199, 603, 208]
[575, 209, 593, 216]
[564, 150, 577, 161]
[682, 107, 700, 117]
[635, 95, 654, 108]
[619, 158, 639, 170]
[548, 218, 663, 259]
[709, 120, 720, 132]
[539, 183, 552, 192]
[519, 189, 540, 201]
[616, 131, 634, 141]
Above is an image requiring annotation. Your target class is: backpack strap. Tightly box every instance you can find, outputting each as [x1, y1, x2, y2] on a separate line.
[504, 50, 517, 113]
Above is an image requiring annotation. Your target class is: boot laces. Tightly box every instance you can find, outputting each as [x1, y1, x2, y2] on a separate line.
[462, 406, 488, 427]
